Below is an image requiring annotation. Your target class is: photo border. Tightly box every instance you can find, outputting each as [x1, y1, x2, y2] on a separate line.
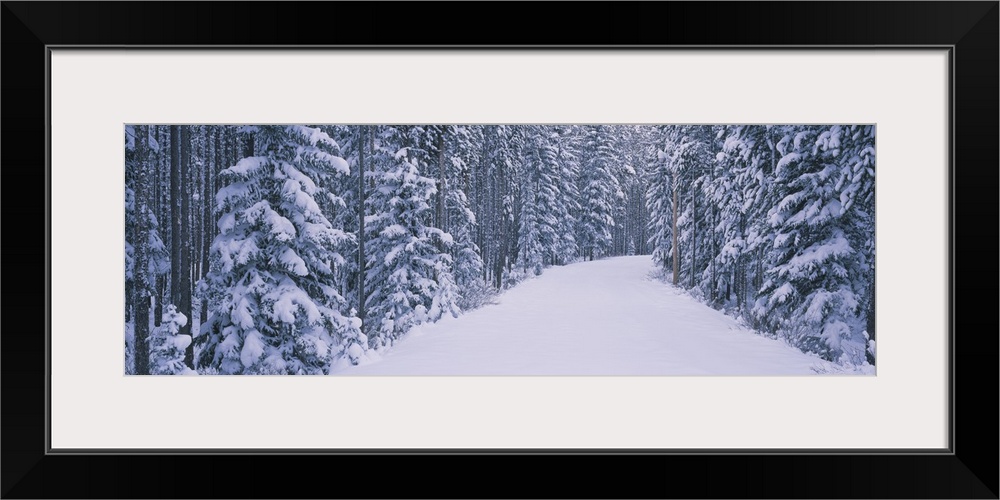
[3, 2, 996, 498]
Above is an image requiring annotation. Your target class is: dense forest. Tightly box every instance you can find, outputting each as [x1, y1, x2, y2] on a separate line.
[125, 124, 875, 375]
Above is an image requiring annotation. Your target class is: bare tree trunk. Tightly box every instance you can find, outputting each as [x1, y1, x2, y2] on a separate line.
[193, 129, 202, 283]
[229, 127, 237, 166]
[866, 284, 876, 366]
[436, 128, 447, 234]
[476, 138, 488, 283]
[357, 126, 367, 327]
[180, 126, 193, 367]
[690, 182, 697, 289]
[495, 138, 507, 288]
[710, 206, 717, 301]
[169, 126, 181, 308]
[671, 180, 679, 285]
[200, 127, 216, 339]
[244, 128, 254, 158]
[153, 126, 164, 327]
[753, 249, 764, 296]
[134, 125, 151, 375]
[154, 279, 165, 328]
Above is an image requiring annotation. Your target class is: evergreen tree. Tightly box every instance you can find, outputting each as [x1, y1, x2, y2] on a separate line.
[125, 125, 169, 374]
[646, 128, 676, 272]
[518, 126, 562, 275]
[199, 125, 367, 374]
[151, 305, 195, 375]
[443, 126, 490, 308]
[752, 126, 869, 363]
[577, 125, 622, 261]
[551, 125, 581, 265]
[364, 126, 460, 348]
[125, 124, 876, 373]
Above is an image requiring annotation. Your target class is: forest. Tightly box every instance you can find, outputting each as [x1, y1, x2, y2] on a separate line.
[124, 124, 875, 375]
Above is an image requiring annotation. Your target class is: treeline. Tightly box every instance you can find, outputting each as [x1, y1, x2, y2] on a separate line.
[647, 125, 875, 365]
[124, 125, 650, 374]
[124, 124, 874, 375]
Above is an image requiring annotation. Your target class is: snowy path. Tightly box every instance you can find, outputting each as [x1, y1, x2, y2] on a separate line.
[336, 256, 835, 375]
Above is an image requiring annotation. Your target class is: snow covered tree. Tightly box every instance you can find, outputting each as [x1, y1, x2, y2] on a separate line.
[647, 127, 714, 286]
[442, 126, 490, 309]
[151, 305, 195, 375]
[127, 125, 151, 374]
[179, 126, 194, 365]
[448, 186, 489, 309]
[618, 125, 652, 256]
[125, 123, 876, 373]
[550, 125, 581, 265]
[670, 127, 715, 291]
[478, 125, 522, 288]
[831, 125, 876, 363]
[518, 126, 563, 275]
[646, 129, 676, 273]
[364, 126, 461, 348]
[198, 125, 368, 374]
[302, 126, 365, 331]
[641, 124, 875, 366]
[752, 125, 870, 363]
[168, 126, 184, 341]
[577, 125, 623, 261]
[125, 125, 170, 374]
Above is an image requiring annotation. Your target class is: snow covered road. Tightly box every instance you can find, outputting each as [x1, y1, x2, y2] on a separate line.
[335, 255, 836, 375]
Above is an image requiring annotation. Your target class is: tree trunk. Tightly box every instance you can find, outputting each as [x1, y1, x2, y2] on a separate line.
[155, 277, 165, 328]
[477, 139, 488, 283]
[496, 139, 507, 287]
[710, 206, 717, 301]
[228, 127, 236, 166]
[690, 183, 697, 289]
[169, 126, 181, 308]
[192, 131, 202, 283]
[735, 216, 744, 309]
[671, 180, 679, 285]
[866, 281, 876, 340]
[153, 126, 163, 327]
[180, 126, 193, 367]
[200, 127, 216, 338]
[133, 125, 151, 375]
[753, 250, 764, 297]
[357, 126, 367, 327]
[244, 129, 254, 157]
[436, 128, 446, 233]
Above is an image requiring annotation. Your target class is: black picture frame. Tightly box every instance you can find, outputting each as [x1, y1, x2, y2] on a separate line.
[2, 2, 996, 498]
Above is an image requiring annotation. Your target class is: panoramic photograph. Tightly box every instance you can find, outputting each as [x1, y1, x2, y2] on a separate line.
[124, 124, 876, 375]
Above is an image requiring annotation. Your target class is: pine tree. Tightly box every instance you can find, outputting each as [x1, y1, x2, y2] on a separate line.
[126, 125, 170, 374]
[199, 125, 367, 374]
[151, 304, 195, 375]
[669, 127, 715, 291]
[364, 126, 460, 348]
[130, 125, 151, 374]
[752, 126, 869, 363]
[126, 123, 877, 373]
[577, 125, 622, 261]
[618, 125, 651, 257]
[551, 125, 581, 265]
[518, 126, 562, 275]
[646, 129, 676, 273]
[833, 125, 876, 363]
[179, 126, 194, 365]
[169, 125, 182, 324]
[443, 126, 489, 308]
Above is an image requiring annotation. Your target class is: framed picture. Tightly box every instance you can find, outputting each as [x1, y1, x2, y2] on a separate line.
[3, 2, 996, 498]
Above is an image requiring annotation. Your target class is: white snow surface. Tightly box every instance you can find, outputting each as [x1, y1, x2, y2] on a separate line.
[334, 256, 843, 375]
